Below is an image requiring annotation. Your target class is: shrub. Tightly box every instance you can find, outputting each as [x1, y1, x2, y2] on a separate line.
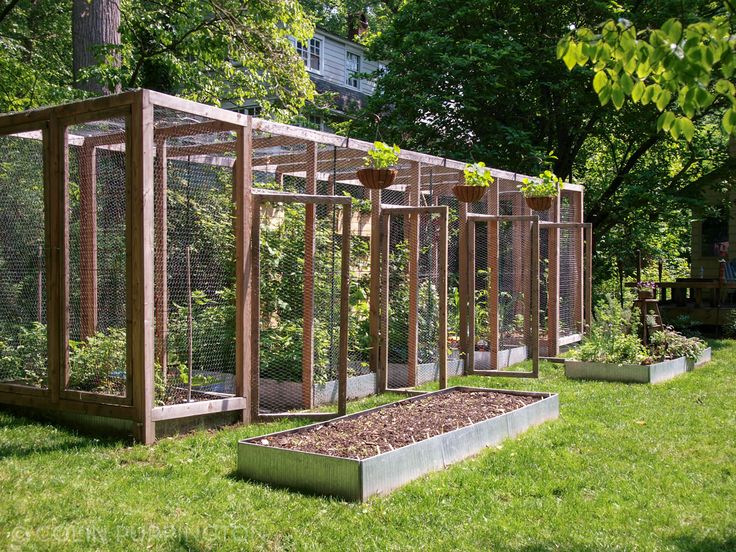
[649, 327, 706, 362]
[0, 322, 47, 386]
[68, 328, 127, 394]
[574, 295, 648, 364]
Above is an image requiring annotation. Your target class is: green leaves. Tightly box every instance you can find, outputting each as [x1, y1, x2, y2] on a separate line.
[562, 14, 736, 141]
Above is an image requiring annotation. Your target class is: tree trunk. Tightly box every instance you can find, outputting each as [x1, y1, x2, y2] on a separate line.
[72, 0, 121, 94]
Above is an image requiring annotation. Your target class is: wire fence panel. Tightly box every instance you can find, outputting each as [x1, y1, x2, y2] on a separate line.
[0, 133, 47, 388]
[66, 118, 129, 398]
[153, 107, 238, 406]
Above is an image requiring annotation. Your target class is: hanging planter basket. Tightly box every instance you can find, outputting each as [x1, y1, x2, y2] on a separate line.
[638, 289, 654, 300]
[525, 196, 554, 211]
[452, 185, 487, 203]
[356, 168, 397, 190]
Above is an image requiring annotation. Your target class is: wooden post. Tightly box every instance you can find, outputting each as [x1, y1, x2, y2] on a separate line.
[250, 196, 261, 421]
[407, 161, 420, 387]
[129, 91, 155, 444]
[466, 219, 476, 374]
[185, 245, 193, 402]
[636, 249, 642, 282]
[235, 121, 253, 424]
[302, 142, 317, 409]
[337, 202, 351, 415]
[379, 212, 390, 392]
[458, 190, 469, 373]
[369, 188, 382, 385]
[487, 184, 499, 371]
[572, 190, 585, 333]
[46, 120, 62, 403]
[154, 139, 168, 381]
[438, 207, 448, 389]
[585, 225, 593, 330]
[530, 218, 540, 377]
[547, 197, 560, 357]
[79, 144, 97, 338]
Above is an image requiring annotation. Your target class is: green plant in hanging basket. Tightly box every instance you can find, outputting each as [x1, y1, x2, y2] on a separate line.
[364, 141, 400, 169]
[453, 161, 494, 202]
[463, 161, 494, 187]
[519, 170, 563, 198]
[357, 141, 400, 189]
[518, 152, 564, 211]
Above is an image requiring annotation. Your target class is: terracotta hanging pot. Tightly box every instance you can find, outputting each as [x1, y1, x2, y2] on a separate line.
[452, 185, 487, 203]
[525, 196, 554, 211]
[356, 168, 397, 190]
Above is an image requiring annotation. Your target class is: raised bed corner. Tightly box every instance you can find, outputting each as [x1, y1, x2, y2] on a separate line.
[237, 386, 559, 501]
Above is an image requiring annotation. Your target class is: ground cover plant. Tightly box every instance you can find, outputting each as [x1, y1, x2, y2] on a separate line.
[1, 341, 734, 550]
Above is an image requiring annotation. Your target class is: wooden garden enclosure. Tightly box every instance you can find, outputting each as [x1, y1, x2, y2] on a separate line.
[0, 90, 590, 443]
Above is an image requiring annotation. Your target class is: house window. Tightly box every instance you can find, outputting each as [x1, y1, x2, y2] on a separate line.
[296, 37, 322, 72]
[307, 115, 324, 131]
[230, 105, 262, 117]
[346, 51, 361, 89]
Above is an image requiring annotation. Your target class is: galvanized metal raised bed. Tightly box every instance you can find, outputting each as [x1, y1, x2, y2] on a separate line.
[237, 386, 559, 501]
[564, 347, 712, 384]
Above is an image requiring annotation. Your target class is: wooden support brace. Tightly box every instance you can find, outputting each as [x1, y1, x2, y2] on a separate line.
[302, 143, 317, 409]
[79, 144, 97, 339]
[129, 91, 155, 444]
[547, 196, 561, 357]
[234, 121, 253, 423]
[487, 185, 499, 371]
[407, 161, 421, 387]
[369, 188, 382, 385]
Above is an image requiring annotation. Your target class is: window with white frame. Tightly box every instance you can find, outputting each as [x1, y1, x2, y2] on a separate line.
[346, 51, 361, 89]
[295, 37, 322, 72]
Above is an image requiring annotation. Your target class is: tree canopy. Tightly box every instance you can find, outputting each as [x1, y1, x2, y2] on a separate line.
[0, 0, 316, 118]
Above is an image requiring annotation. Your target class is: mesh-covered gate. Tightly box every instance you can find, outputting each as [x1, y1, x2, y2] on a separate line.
[0, 131, 48, 392]
[252, 192, 351, 419]
[378, 205, 449, 392]
[466, 214, 540, 377]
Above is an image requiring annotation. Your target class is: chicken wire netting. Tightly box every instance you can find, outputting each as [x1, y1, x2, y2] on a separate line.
[0, 132, 47, 388]
[560, 191, 584, 340]
[153, 107, 238, 406]
[251, 136, 366, 412]
[67, 119, 129, 397]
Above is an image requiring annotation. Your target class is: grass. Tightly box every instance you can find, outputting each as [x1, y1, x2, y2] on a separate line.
[1, 343, 735, 551]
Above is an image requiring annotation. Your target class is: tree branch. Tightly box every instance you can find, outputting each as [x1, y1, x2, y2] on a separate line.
[0, 0, 21, 26]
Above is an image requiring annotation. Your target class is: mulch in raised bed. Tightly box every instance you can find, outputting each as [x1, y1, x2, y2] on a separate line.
[249, 389, 542, 460]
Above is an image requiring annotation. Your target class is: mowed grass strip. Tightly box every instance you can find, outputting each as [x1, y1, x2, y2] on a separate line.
[0, 342, 734, 551]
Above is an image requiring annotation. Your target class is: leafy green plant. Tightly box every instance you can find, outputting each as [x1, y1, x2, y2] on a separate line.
[649, 327, 706, 362]
[364, 141, 400, 169]
[573, 295, 648, 364]
[463, 161, 494, 187]
[519, 169, 563, 198]
[68, 328, 127, 395]
[0, 323, 47, 387]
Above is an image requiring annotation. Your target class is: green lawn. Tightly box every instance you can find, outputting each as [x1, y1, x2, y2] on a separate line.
[1, 343, 735, 551]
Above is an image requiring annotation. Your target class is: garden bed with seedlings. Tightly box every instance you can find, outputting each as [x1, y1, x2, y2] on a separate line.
[238, 386, 559, 501]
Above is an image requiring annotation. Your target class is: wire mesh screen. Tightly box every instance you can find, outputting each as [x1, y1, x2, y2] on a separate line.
[0, 132, 47, 388]
[66, 119, 128, 397]
[559, 192, 584, 340]
[471, 215, 534, 370]
[152, 107, 238, 406]
[384, 209, 444, 388]
[256, 197, 350, 412]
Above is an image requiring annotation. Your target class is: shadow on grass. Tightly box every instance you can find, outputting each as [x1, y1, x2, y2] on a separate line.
[667, 531, 736, 551]
[706, 339, 731, 352]
[0, 412, 123, 460]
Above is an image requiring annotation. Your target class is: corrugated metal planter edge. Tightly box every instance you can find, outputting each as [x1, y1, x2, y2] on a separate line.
[237, 386, 559, 501]
[564, 347, 711, 384]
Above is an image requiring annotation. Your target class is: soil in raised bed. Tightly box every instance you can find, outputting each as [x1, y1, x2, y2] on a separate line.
[249, 389, 542, 460]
